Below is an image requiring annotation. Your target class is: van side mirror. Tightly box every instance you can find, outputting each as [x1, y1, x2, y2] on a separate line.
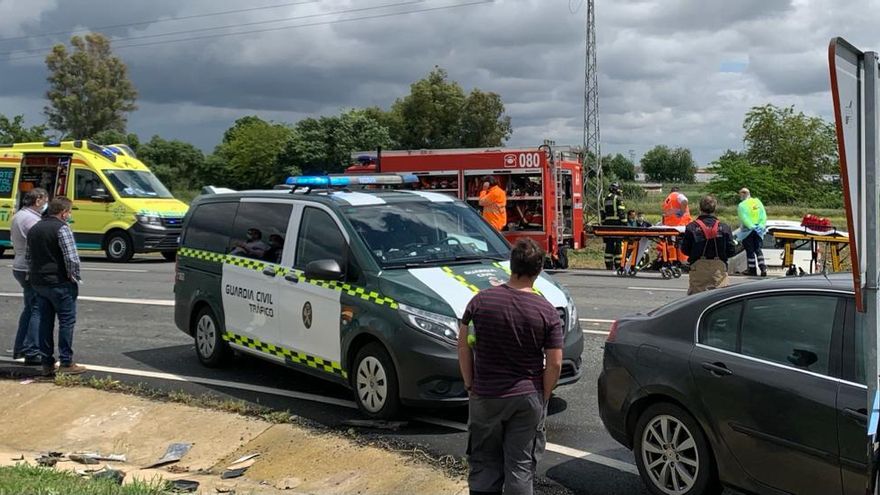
[304, 259, 344, 281]
[91, 188, 112, 202]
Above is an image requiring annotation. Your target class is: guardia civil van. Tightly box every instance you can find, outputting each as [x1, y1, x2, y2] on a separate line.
[173, 174, 584, 418]
[0, 140, 187, 262]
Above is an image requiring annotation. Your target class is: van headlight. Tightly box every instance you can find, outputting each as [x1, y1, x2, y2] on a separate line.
[136, 214, 162, 226]
[566, 295, 579, 333]
[398, 303, 458, 344]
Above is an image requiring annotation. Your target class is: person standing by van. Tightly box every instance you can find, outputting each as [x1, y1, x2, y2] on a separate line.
[737, 187, 768, 277]
[10, 188, 48, 364]
[458, 238, 563, 495]
[27, 197, 86, 376]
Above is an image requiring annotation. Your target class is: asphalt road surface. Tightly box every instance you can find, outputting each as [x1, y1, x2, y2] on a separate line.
[0, 253, 752, 494]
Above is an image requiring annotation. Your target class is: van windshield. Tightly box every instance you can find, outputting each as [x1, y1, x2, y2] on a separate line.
[104, 170, 173, 199]
[343, 201, 510, 268]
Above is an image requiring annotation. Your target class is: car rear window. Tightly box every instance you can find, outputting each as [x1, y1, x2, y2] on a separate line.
[182, 201, 239, 252]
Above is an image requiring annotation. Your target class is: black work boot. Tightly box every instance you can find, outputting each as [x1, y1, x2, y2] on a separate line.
[747, 268, 758, 277]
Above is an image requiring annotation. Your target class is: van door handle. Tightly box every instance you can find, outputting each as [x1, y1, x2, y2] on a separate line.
[284, 273, 299, 283]
[701, 362, 733, 377]
[261, 266, 277, 277]
[843, 407, 868, 425]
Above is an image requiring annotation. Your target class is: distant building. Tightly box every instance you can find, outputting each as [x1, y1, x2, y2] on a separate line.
[694, 168, 717, 183]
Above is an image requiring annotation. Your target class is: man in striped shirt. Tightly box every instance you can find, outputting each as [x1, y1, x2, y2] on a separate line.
[458, 238, 563, 495]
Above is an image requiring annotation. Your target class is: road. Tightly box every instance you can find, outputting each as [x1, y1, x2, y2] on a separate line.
[0, 254, 748, 494]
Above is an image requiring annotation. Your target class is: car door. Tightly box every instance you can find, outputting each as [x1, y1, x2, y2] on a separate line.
[276, 204, 347, 379]
[690, 292, 845, 495]
[0, 164, 17, 241]
[71, 167, 115, 248]
[221, 199, 292, 352]
[838, 297, 869, 494]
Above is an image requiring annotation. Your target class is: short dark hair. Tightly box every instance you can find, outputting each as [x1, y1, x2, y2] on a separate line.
[670, 186, 680, 192]
[21, 188, 48, 207]
[699, 195, 717, 214]
[47, 196, 72, 216]
[510, 238, 544, 278]
[484, 176, 497, 186]
[627, 209, 636, 216]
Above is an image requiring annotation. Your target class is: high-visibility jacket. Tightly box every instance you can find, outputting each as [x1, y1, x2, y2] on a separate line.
[479, 185, 507, 231]
[662, 191, 691, 226]
[738, 197, 767, 231]
[602, 193, 625, 223]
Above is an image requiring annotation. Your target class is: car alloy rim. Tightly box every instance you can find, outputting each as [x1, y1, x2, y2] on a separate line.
[356, 356, 387, 413]
[196, 315, 216, 358]
[109, 238, 126, 256]
[641, 414, 699, 495]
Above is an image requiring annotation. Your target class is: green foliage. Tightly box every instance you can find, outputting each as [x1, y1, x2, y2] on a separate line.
[0, 114, 49, 143]
[206, 116, 294, 189]
[389, 67, 512, 149]
[602, 153, 635, 181]
[0, 463, 169, 494]
[281, 108, 392, 174]
[44, 32, 138, 139]
[621, 182, 647, 201]
[640, 145, 696, 182]
[90, 129, 140, 151]
[137, 135, 206, 191]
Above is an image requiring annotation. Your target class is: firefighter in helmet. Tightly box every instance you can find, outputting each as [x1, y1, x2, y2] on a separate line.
[601, 182, 626, 270]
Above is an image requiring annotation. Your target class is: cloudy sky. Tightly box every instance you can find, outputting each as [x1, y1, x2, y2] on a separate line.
[0, 0, 877, 165]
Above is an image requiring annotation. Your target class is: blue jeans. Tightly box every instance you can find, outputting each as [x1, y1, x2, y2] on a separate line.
[33, 282, 78, 366]
[12, 270, 41, 359]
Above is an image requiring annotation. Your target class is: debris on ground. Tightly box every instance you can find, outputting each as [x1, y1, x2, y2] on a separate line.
[275, 477, 302, 490]
[341, 419, 409, 431]
[220, 467, 248, 479]
[145, 442, 193, 469]
[11, 455, 23, 461]
[35, 452, 63, 467]
[166, 464, 190, 474]
[214, 483, 236, 493]
[169, 479, 200, 493]
[69, 453, 100, 465]
[226, 453, 259, 470]
[91, 466, 125, 485]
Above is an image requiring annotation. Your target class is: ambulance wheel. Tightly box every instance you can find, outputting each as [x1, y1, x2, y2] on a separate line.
[161, 251, 177, 262]
[352, 343, 400, 419]
[193, 306, 231, 368]
[105, 231, 134, 263]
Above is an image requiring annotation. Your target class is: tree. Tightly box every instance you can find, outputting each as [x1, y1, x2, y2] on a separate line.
[601, 153, 635, 181]
[0, 114, 49, 143]
[44, 32, 138, 138]
[281, 109, 392, 173]
[706, 152, 798, 205]
[206, 116, 293, 190]
[743, 104, 838, 193]
[640, 145, 696, 182]
[389, 67, 511, 149]
[137, 136, 206, 191]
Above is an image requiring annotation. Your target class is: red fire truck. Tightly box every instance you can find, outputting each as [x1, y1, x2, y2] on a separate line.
[345, 147, 584, 268]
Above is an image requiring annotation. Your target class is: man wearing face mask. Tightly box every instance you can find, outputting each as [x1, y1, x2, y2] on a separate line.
[27, 196, 85, 376]
[10, 188, 48, 364]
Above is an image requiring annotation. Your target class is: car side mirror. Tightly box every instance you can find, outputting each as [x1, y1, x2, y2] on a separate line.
[91, 188, 113, 202]
[304, 259, 344, 281]
[787, 348, 818, 368]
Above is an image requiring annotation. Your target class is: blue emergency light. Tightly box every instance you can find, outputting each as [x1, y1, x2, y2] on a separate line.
[285, 174, 418, 188]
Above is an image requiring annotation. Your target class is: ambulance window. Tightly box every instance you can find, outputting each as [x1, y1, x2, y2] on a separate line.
[227, 202, 292, 263]
[183, 202, 239, 252]
[296, 207, 346, 270]
[74, 169, 105, 200]
[0, 167, 14, 198]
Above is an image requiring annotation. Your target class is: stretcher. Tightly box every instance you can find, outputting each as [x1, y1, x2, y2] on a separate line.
[591, 225, 685, 279]
[768, 225, 850, 275]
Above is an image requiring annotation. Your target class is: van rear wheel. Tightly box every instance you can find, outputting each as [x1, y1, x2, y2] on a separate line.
[161, 251, 176, 262]
[193, 306, 231, 367]
[105, 231, 134, 262]
[352, 343, 400, 419]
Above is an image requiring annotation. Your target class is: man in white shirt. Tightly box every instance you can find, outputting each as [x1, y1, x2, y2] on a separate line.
[10, 188, 48, 364]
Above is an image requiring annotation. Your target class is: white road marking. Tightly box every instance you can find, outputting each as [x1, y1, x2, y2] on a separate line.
[0, 357, 638, 475]
[583, 330, 610, 336]
[413, 415, 637, 475]
[580, 318, 615, 323]
[0, 293, 173, 307]
[627, 286, 687, 292]
[3, 264, 149, 273]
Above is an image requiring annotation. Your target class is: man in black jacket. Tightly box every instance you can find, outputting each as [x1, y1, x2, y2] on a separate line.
[680, 195, 736, 295]
[27, 196, 86, 376]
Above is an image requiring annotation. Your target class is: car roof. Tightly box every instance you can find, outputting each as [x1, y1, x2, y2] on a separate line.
[192, 188, 456, 208]
[696, 272, 853, 302]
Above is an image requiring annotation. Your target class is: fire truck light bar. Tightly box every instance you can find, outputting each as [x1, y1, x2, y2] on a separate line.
[285, 174, 418, 187]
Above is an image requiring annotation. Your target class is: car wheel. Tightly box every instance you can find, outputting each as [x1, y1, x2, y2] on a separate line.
[161, 251, 177, 262]
[105, 231, 134, 262]
[634, 403, 720, 495]
[352, 343, 400, 419]
[193, 306, 230, 367]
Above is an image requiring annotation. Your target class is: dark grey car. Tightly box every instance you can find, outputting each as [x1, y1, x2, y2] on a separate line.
[598, 274, 866, 495]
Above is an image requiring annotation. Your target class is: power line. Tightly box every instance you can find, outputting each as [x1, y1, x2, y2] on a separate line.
[0, 0, 319, 43]
[1, 0, 425, 57]
[5, 0, 494, 62]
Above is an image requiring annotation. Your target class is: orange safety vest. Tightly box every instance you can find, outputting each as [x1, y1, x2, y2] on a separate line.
[479, 186, 507, 231]
[662, 192, 691, 226]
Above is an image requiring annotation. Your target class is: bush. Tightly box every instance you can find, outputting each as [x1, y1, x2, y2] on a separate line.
[622, 182, 647, 201]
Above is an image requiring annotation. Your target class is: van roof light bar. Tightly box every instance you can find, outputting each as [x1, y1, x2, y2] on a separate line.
[284, 174, 418, 191]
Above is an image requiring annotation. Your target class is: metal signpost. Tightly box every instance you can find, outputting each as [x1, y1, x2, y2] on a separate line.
[829, 37, 880, 490]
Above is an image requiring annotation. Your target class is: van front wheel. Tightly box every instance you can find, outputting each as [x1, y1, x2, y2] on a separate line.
[105, 231, 134, 263]
[352, 343, 400, 419]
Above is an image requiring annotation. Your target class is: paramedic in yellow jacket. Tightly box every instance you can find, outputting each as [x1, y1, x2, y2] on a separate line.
[737, 187, 768, 277]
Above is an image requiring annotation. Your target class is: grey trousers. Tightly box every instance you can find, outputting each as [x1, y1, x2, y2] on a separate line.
[467, 393, 547, 495]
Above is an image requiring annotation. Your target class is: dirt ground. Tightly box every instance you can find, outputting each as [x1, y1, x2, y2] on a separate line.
[0, 380, 466, 494]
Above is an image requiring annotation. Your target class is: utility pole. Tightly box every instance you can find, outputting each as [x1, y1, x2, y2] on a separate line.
[583, 0, 602, 227]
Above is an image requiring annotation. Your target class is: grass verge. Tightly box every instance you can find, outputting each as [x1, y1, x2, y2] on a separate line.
[0, 463, 168, 495]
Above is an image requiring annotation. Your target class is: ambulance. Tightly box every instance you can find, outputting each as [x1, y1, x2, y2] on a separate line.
[173, 174, 584, 418]
[0, 140, 188, 262]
